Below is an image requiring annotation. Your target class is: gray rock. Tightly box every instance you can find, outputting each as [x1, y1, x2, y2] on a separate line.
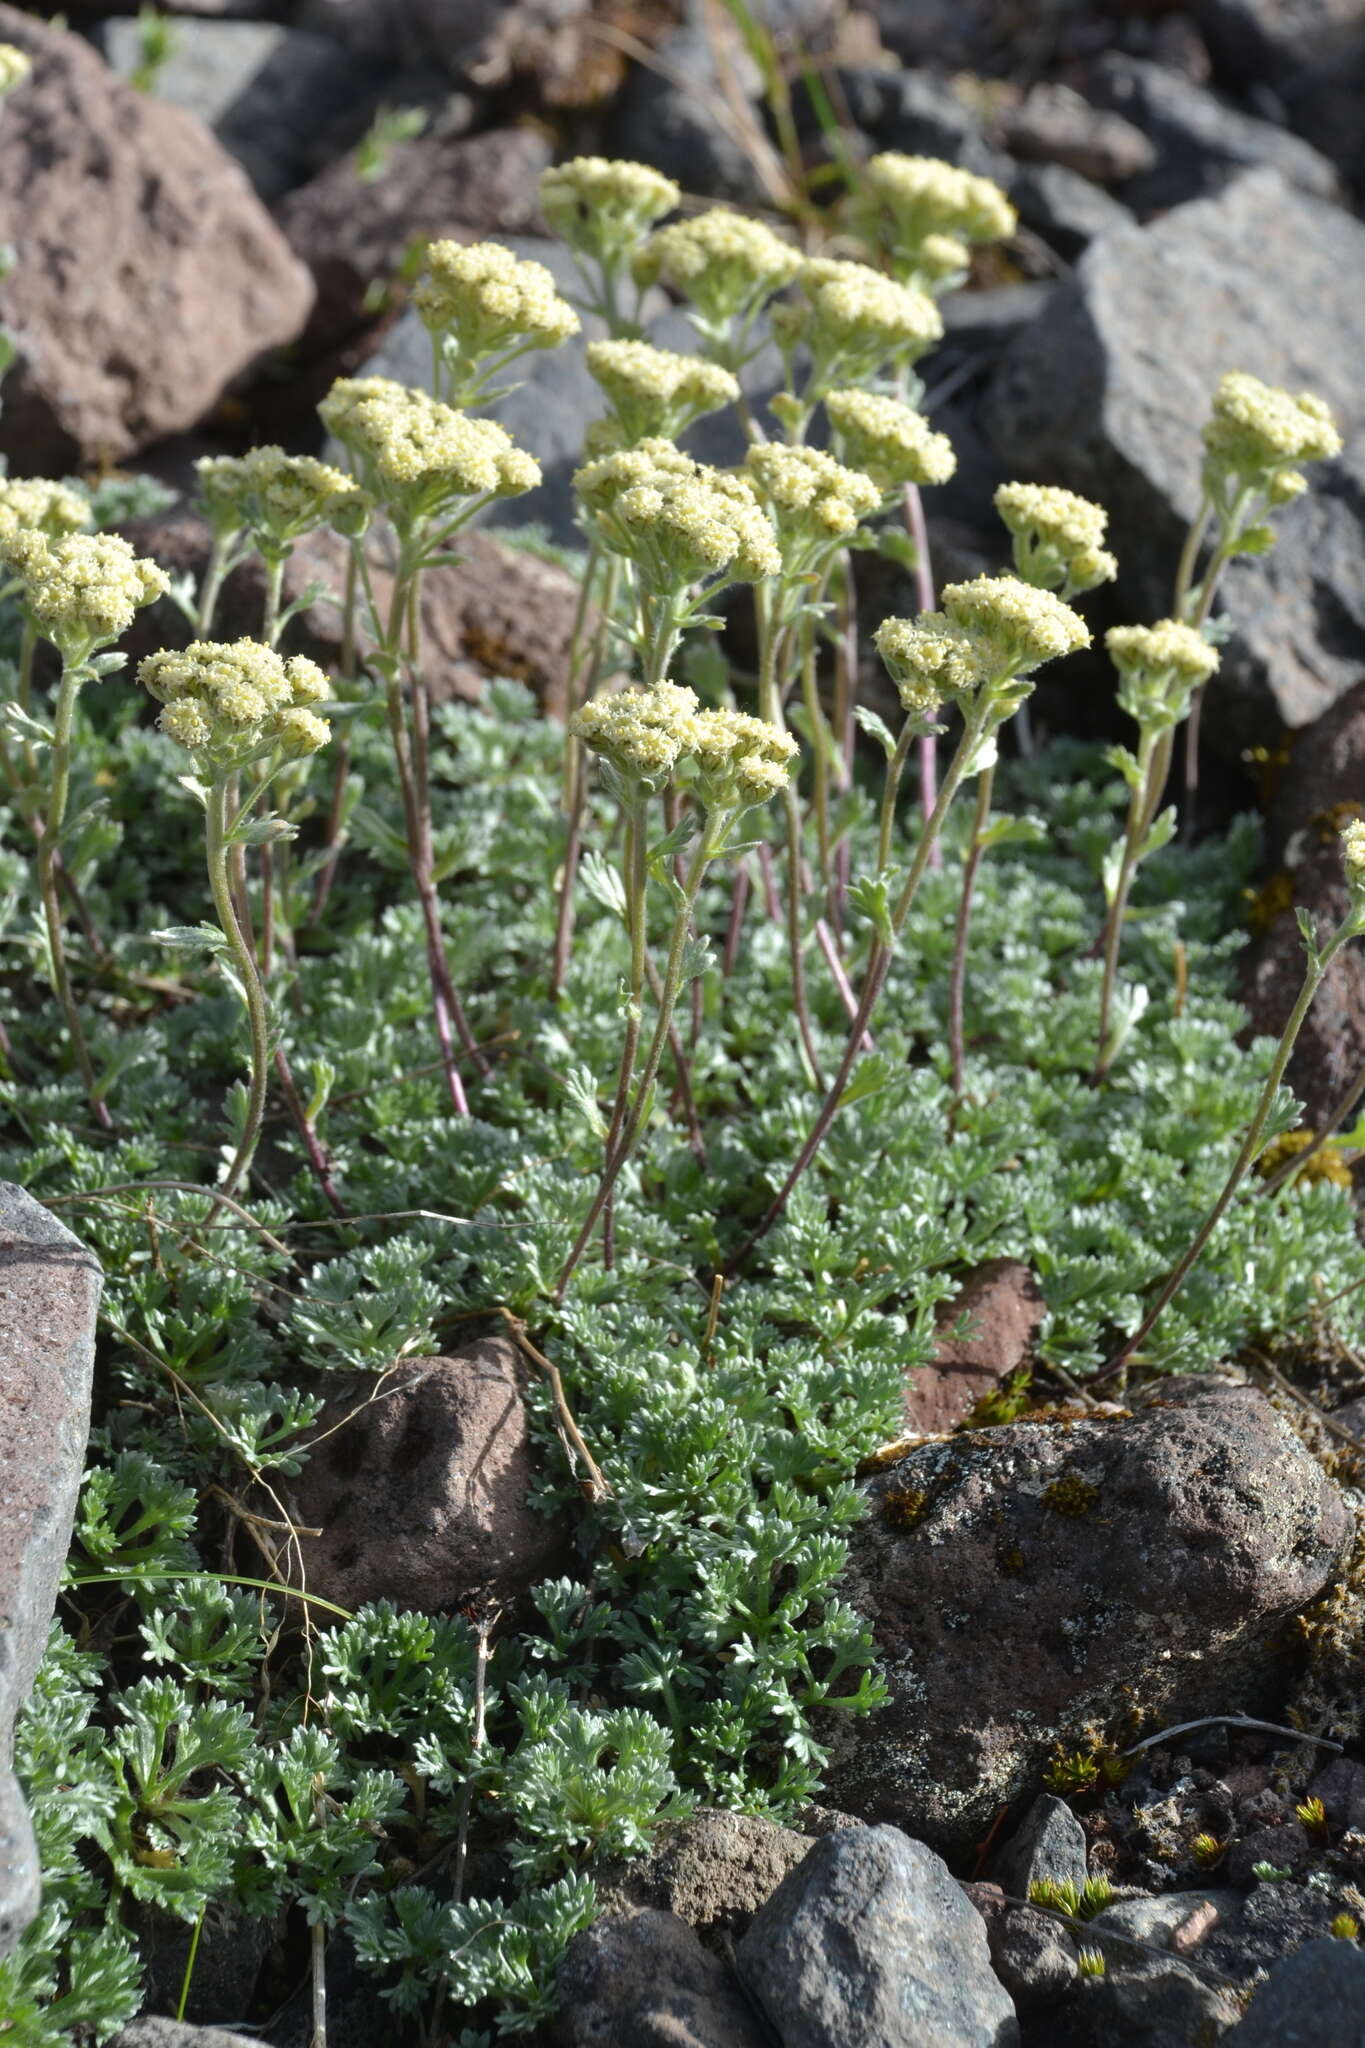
[1093, 1890, 1241, 1952]
[825, 1381, 1349, 1852]
[1195, 0, 1365, 87]
[984, 169, 1365, 754]
[736, 1824, 1019, 2047]
[592, 1808, 813, 1949]
[554, 1909, 767, 2048]
[816, 64, 1011, 181]
[1223, 1935, 1365, 2044]
[128, 1898, 271, 2028]
[280, 1340, 569, 1619]
[992, 1795, 1089, 1900]
[99, 18, 377, 201]
[113, 2024, 263, 2048]
[0, 1183, 101, 1958]
[1053, 1956, 1242, 2047]
[1225, 1818, 1311, 1884]
[999, 82, 1157, 185]
[1308, 1755, 1365, 1833]
[1089, 53, 1342, 210]
[612, 26, 768, 206]
[939, 283, 1054, 362]
[991, 1907, 1079, 2011]
[1010, 162, 1133, 261]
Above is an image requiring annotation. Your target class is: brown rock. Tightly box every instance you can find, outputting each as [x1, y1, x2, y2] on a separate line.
[0, 1183, 101, 1957]
[1226, 1818, 1312, 1885]
[905, 1258, 1045, 1434]
[554, 1909, 769, 2048]
[999, 82, 1157, 185]
[1308, 1754, 1365, 1832]
[280, 1341, 569, 1618]
[1240, 676, 1365, 1123]
[301, 0, 632, 108]
[121, 506, 585, 718]
[592, 1809, 814, 1950]
[280, 121, 553, 352]
[826, 1380, 1350, 1852]
[0, 10, 312, 474]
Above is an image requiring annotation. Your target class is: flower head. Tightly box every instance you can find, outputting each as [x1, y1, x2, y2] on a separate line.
[412, 239, 579, 364]
[745, 442, 882, 575]
[2, 530, 167, 660]
[0, 477, 91, 542]
[875, 614, 976, 713]
[539, 157, 679, 265]
[319, 377, 539, 522]
[995, 481, 1117, 596]
[195, 446, 368, 551]
[1106, 618, 1218, 725]
[790, 257, 944, 390]
[633, 209, 801, 339]
[140, 640, 331, 766]
[572, 682, 795, 809]
[825, 388, 956, 495]
[1203, 372, 1341, 503]
[860, 153, 1016, 288]
[586, 339, 739, 446]
[0, 45, 31, 96]
[575, 441, 780, 591]
[942, 573, 1090, 678]
[1342, 818, 1365, 889]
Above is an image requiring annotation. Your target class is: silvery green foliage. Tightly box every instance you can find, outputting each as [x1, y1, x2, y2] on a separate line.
[3, 667, 1362, 2036]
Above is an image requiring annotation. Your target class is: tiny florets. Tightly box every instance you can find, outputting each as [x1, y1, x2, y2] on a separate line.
[412, 239, 580, 360]
[1106, 620, 1220, 695]
[942, 573, 1091, 677]
[860, 153, 1016, 285]
[995, 482, 1117, 595]
[572, 684, 795, 809]
[825, 388, 957, 494]
[140, 640, 332, 763]
[1342, 818, 1365, 889]
[2, 530, 168, 657]
[319, 377, 540, 516]
[586, 339, 740, 445]
[744, 442, 882, 568]
[0, 477, 91, 542]
[575, 441, 781, 589]
[0, 44, 31, 96]
[1203, 372, 1341, 485]
[796, 257, 944, 380]
[875, 614, 976, 712]
[539, 157, 680, 262]
[632, 209, 802, 329]
[195, 447, 367, 548]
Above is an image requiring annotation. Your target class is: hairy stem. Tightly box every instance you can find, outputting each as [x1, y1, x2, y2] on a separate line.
[39, 666, 111, 1130]
[947, 759, 996, 1110]
[205, 779, 271, 1201]
[904, 481, 941, 871]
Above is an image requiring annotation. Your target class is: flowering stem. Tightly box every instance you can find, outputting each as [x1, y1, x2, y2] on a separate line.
[552, 553, 617, 1001]
[758, 589, 823, 1088]
[904, 481, 941, 871]
[310, 546, 358, 926]
[555, 812, 727, 1300]
[831, 548, 858, 933]
[1092, 724, 1158, 1084]
[947, 759, 996, 1111]
[732, 694, 995, 1266]
[197, 531, 235, 638]
[1260, 1059, 1365, 1196]
[800, 615, 833, 895]
[38, 665, 111, 1130]
[1094, 918, 1356, 1383]
[205, 779, 270, 1202]
[599, 799, 648, 1267]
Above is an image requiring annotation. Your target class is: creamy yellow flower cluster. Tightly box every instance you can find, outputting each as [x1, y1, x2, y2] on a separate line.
[1106, 619, 1219, 725]
[572, 680, 796, 808]
[0, 44, 30, 96]
[413, 240, 580, 360]
[1202, 371, 1341, 501]
[2, 530, 167, 659]
[825, 388, 957, 495]
[1342, 818, 1365, 889]
[633, 209, 802, 329]
[539, 157, 680, 264]
[745, 442, 882, 572]
[320, 377, 540, 521]
[861, 152, 1017, 287]
[586, 339, 739, 446]
[196, 446, 369, 551]
[877, 574, 1090, 712]
[0, 478, 90, 542]
[784, 256, 944, 388]
[995, 482, 1118, 597]
[141, 639, 331, 762]
[576, 441, 781, 591]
